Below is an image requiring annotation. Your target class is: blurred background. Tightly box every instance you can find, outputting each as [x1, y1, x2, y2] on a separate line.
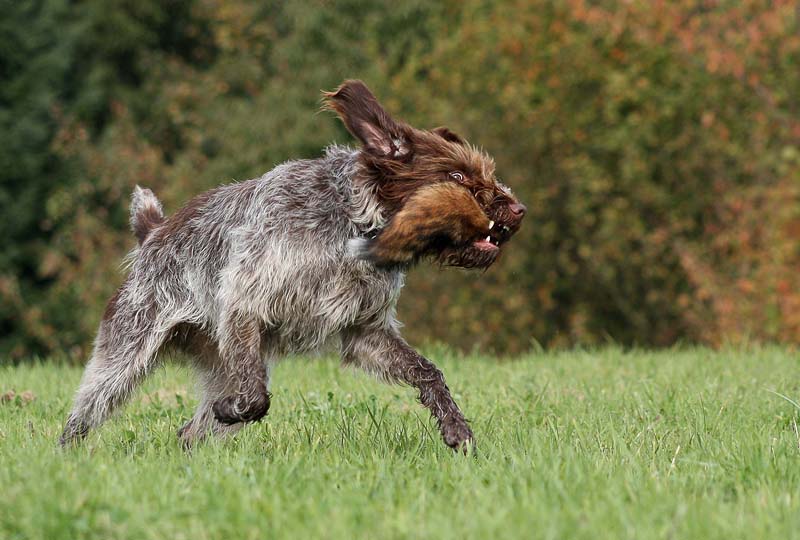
[1, 0, 799, 362]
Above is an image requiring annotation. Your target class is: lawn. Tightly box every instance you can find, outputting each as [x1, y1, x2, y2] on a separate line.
[1, 347, 799, 539]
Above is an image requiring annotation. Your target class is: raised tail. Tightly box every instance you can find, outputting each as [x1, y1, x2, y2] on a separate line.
[130, 185, 165, 244]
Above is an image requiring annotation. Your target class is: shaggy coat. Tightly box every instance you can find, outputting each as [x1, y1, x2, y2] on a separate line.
[60, 80, 525, 451]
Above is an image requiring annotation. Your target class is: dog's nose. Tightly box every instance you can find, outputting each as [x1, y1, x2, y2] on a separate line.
[509, 203, 527, 217]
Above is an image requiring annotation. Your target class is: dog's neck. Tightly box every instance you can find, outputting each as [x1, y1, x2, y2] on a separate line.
[324, 144, 386, 235]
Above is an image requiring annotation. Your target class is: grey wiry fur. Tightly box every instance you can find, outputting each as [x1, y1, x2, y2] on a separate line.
[60, 81, 524, 451]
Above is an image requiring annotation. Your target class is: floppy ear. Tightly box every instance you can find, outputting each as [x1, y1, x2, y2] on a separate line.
[432, 126, 466, 145]
[323, 80, 411, 160]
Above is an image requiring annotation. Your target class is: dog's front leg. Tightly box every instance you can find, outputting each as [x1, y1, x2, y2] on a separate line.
[342, 329, 474, 451]
[212, 314, 271, 425]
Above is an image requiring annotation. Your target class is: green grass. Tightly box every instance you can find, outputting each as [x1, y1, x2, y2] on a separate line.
[1, 347, 799, 539]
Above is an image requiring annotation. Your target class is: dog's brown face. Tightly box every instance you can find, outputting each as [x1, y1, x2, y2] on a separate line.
[325, 80, 525, 269]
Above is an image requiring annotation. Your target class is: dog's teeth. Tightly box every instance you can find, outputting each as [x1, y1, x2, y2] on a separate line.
[485, 236, 491, 242]
[489, 220, 495, 230]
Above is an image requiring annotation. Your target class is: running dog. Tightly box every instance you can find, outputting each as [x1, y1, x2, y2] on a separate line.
[59, 80, 526, 451]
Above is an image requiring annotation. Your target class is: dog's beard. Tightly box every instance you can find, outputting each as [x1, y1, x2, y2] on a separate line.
[350, 209, 518, 270]
[434, 212, 519, 269]
[435, 243, 501, 269]
[349, 235, 503, 270]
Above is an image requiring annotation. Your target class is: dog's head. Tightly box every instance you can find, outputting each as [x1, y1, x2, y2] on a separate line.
[325, 80, 525, 269]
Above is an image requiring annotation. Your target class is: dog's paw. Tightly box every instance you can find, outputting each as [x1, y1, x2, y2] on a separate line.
[59, 416, 90, 448]
[212, 392, 271, 425]
[442, 421, 475, 454]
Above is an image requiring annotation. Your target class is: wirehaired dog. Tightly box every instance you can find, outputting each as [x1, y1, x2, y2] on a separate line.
[59, 80, 526, 451]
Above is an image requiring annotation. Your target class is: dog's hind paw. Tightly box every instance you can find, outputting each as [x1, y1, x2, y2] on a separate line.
[59, 416, 90, 447]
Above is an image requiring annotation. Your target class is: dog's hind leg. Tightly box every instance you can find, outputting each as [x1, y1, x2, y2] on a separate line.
[210, 313, 271, 426]
[59, 291, 169, 446]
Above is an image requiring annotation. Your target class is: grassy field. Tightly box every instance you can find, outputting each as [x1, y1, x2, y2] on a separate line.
[1, 347, 799, 539]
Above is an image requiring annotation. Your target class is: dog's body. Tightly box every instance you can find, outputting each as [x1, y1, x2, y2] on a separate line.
[60, 81, 525, 450]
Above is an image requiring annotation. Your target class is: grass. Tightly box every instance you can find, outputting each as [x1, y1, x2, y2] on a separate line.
[1, 346, 799, 539]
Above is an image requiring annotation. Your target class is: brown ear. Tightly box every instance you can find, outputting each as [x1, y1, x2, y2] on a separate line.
[432, 126, 466, 145]
[323, 80, 411, 159]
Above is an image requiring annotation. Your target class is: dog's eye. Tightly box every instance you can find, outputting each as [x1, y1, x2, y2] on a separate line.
[449, 171, 465, 182]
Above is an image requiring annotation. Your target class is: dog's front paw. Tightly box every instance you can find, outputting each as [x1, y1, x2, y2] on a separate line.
[442, 421, 475, 453]
[212, 392, 271, 425]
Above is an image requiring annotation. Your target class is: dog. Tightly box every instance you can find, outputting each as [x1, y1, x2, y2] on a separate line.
[59, 80, 525, 451]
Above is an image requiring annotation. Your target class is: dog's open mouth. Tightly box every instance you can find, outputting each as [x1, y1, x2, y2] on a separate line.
[472, 220, 512, 251]
[435, 218, 518, 269]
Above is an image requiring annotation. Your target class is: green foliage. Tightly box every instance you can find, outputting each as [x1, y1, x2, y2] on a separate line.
[2, 348, 800, 538]
[2, 0, 799, 359]
[0, 0, 212, 358]
[0, 0, 79, 357]
[389, 0, 800, 351]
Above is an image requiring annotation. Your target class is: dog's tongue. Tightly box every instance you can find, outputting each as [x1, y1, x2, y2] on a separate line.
[473, 238, 499, 251]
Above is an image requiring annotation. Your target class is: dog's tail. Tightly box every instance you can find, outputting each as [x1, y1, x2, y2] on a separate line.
[130, 185, 165, 244]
